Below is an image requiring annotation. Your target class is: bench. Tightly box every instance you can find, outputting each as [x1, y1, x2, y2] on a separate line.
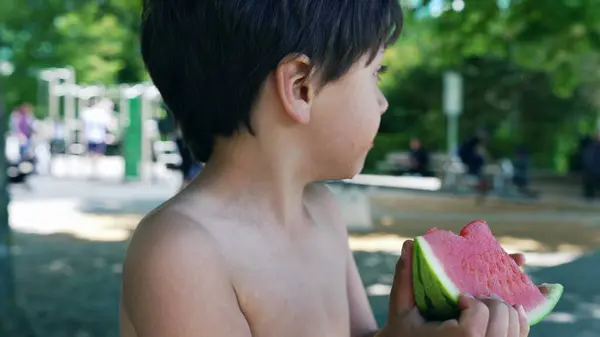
[326, 174, 444, 232]
[327, 159, 515, 232]
[376, 151, 450, 176]
[376, 151, 515, 194]
[439, 157, 515, 194]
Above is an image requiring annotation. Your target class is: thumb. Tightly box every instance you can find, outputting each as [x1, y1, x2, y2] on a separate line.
[388, 240, 415, 320]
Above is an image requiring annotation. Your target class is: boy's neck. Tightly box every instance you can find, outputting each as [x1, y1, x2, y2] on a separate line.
[193, 135, 313, 228]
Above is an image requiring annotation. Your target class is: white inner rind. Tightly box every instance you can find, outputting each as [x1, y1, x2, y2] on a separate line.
[416, 236, 564, 326]
[416, 237, 461, 300]
[527, 283, 564, 326]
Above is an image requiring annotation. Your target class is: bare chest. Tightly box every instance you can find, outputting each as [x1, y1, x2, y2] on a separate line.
[221, 227, 350, 337]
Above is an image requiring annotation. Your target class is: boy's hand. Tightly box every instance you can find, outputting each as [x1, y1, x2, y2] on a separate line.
[375, 240, 530, 337]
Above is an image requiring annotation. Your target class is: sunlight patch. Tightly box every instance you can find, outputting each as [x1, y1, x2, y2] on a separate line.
[366, 284, 392, 296]
[10, 199, 140, 242]
[349, 234, 582, 267]
[544, 312, 577, 323]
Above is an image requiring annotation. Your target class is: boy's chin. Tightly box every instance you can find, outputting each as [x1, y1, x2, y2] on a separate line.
[319, 161, 365, 182]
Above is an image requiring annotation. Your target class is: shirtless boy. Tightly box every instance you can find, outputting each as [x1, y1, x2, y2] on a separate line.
[120, 1, 531, 336]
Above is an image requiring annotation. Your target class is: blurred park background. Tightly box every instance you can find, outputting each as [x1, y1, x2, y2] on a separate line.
[1, 0, 600, 336]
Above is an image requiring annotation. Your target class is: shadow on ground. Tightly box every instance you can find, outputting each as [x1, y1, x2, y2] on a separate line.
[13, 232, 128, 337]
[528, 250, 600, 337]
[14, 234, 398, 336]
[10, 230, 597, 337]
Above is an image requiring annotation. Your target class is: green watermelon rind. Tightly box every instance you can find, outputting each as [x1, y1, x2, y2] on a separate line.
[413, 236, 564, 326]
[413, 237, 461, 321]
[526, 283, 564, 326]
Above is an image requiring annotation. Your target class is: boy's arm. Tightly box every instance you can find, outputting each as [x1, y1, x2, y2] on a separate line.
[121, 215, 252, 337]
[309, 183, 379, 337]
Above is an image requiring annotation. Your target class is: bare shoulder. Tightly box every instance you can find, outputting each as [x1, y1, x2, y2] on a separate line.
[121, 204, 251, 337]
[124, 204, 218, 278]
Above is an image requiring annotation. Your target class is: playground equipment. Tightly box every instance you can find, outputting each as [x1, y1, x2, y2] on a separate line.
[120, 84, 162, 181]
[39, 67, 76, 121]
[37, 68, 166, 182]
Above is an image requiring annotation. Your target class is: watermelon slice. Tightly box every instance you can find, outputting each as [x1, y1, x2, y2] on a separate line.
[412, 220, 563, 326]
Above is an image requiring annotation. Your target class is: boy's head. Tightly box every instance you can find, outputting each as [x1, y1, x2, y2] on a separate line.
[141, 0, 402, 180]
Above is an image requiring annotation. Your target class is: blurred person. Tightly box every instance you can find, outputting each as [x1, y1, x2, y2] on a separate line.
[157, 103, 202, 189]
[459, 128, 492, 195]
[156, 102, 177, 139]
[81, 97, 113, 179]
[174, 127, 200, 189]
[406, 137, 430, 176]
[582, 131, 600, 200]
[120, 1, 533, 337]
[10, 103, 36, 159]
[569, 135, 592, 174]
[458, 128, 488, 177]
[512, 146, 536, 198]
[6, 103, 36, 187]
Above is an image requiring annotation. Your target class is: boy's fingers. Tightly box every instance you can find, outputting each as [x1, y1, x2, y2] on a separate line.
[439, 319, 459, 328]
[406, 307, 426, 326]
[389, 240, 415, 318]
[480, 298, 509, 337]
[517, 305, 530, 337]
[507, 305, 520, 337]
[458, 294, 489, 334]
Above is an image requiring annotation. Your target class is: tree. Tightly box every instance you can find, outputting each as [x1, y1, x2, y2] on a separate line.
[369, 0, 600, 172]
[53, 2, 129, 84]
[427, 0, 600, 97]
[0, 82, 18, 335]
[0, 0, 144, 113]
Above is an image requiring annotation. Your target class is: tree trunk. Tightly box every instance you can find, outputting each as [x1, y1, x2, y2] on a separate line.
[0, 82, 17, 333]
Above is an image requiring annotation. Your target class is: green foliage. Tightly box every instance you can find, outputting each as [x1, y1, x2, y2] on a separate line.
[416, 0, 600, 98]
[373, 0, 600, 172]
[0, 0, 144, 111]
[363, 133, 409, 173]
[1, 0, 600, 172]
[53, 3, 129, 84]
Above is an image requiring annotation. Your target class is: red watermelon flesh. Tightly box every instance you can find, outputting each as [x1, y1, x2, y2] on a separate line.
[422, 220, 545, 311]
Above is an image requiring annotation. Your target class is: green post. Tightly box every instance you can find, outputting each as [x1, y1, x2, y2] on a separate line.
[447, 114, 459, 156]
[124, 95, 142, 181]
[443, 71, 463, 157]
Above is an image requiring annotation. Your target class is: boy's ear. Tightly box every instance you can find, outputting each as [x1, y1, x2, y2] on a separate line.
[275, 54, 316, 125]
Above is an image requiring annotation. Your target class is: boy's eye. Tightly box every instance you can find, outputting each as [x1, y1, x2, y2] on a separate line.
[375, 65, 388, 82]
